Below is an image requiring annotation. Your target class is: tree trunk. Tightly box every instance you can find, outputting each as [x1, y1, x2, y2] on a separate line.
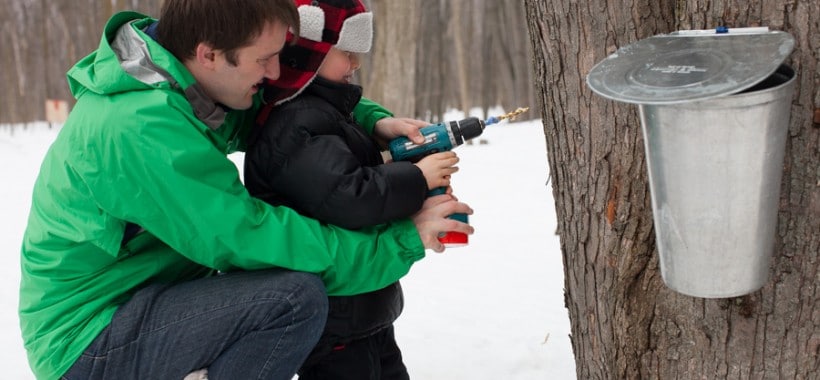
[450, 0, 471, 115]
[361, 0, 419, 118]
[1, 0, 46, 124]
[484, 1, 536, 117]
[524, 0, 819, 379]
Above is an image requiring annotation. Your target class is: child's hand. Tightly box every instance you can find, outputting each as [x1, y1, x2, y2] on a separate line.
[414, 151, 459, 190]
[373, 117, 429, 145]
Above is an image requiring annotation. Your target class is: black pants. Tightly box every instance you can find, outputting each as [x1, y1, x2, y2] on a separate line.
[298, 325, 409, 380]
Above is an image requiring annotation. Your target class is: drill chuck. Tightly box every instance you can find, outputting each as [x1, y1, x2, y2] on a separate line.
[448, 117, 486, 145]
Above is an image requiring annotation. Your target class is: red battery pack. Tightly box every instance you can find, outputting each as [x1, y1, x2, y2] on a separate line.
[438, 231, 468, 247]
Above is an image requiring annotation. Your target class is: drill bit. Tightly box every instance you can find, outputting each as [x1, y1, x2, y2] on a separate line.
[485, 107, 530, 125]
[497, 107, 530, 121]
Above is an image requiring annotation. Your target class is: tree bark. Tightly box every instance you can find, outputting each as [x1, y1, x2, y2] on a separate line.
[524, 0, 819, 379]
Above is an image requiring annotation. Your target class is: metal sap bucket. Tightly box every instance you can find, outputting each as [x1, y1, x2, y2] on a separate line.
[587, 28, 796, 298]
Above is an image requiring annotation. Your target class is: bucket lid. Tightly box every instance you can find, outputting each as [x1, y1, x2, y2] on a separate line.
[586, 27, 794, 105]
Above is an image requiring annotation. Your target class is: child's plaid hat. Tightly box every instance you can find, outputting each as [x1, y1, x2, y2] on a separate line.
[262, 0, 373, 106]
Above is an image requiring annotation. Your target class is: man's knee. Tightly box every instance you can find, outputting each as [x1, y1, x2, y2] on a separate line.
[278, 271, 328, 349]
[287, 271, 328, 324]
[237, 270, 329, 346]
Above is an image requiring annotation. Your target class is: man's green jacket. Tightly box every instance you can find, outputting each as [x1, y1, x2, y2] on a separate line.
[19, 11, 423, 379]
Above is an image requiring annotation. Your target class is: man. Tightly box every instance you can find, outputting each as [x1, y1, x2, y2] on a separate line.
[18, 0, 472, 379]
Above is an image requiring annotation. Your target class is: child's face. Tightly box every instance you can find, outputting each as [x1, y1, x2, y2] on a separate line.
[318, 47, 361, 84]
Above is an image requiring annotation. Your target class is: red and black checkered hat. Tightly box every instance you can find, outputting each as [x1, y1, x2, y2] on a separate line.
[262, 0, 372, 105]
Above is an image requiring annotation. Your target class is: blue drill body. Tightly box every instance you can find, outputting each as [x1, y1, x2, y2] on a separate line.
[387, 117, 486, 162]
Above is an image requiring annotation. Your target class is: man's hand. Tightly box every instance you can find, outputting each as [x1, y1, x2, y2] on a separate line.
[373, 117, 429, 146]
[411, 194, 474, 253]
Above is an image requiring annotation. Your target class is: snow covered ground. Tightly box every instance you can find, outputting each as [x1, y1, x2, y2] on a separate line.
[0, 115, 575, 379]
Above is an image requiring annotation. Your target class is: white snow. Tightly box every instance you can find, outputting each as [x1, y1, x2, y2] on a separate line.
[0, 117, 575, 379]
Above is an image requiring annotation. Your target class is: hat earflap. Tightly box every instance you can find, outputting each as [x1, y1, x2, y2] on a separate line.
[297, 5, 325, 42]
[336, 12, 373, 53]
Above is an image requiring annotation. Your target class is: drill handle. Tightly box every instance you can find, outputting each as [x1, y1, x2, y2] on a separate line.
[427, 187, 448, 197]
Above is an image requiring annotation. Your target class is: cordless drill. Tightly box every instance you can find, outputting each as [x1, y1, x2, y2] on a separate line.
[386, 108, 529, 247]
[387, 117, 487, 247]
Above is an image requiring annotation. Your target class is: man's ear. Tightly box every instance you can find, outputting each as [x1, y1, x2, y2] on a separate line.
[194, 42, 218, 69]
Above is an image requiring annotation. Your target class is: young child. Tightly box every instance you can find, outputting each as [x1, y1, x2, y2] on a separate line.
[244, 0, 459, 378]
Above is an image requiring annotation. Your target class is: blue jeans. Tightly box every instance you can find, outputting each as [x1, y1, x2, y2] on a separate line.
[61, 269, 328, 380]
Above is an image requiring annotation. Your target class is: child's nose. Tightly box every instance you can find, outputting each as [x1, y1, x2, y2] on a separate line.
[350, 53, 361, 71]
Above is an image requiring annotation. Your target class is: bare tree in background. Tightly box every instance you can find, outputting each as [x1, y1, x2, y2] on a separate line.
[3, 1, 535, 124]
[1, 0, 163, 124]
[2, 0, 47, 124]
[524, 0, 819, 378]
[359, 0, 419, 118]
[484, 0, 534, 114]
[450, 0, 471, 116]
[411, 0, 451, 121]
[361, 0, 535, 121]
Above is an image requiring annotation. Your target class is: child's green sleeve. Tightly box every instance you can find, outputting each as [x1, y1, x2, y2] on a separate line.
[353, 97, 394, 135]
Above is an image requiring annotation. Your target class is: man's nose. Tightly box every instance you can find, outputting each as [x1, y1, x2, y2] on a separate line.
[265, 57, 281, 80]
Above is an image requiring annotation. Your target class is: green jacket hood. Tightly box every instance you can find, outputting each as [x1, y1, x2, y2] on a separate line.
[67, 11, 228, 130]
[68, 12, 188, 96]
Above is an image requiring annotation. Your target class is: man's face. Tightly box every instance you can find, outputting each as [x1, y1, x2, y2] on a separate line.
[199, 21, 288, 110]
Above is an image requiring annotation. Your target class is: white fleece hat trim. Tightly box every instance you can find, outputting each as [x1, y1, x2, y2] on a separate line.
[336, 12, 372, 53]
[296, 5, 372, 53]
[297, 5, 325, 42]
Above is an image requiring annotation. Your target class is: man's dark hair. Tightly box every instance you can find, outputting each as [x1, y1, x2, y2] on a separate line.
[157, 0, 300, 65]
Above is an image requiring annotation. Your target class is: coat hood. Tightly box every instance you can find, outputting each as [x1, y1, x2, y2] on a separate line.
[67, 11, 227, 129]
